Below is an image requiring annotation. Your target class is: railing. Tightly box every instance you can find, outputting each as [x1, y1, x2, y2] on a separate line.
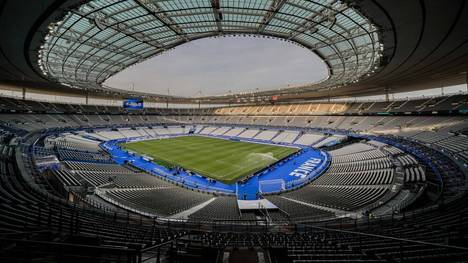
[0, 238, 140, 263]
[20, 129, 440, 226]
[2, 110, 468, 263]
[138, 240, 176, 263]
[10, 124, 467, 236]
[295, 223, 468, 262]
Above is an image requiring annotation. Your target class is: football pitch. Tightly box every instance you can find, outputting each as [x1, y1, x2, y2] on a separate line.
[122, 135, 299, 184]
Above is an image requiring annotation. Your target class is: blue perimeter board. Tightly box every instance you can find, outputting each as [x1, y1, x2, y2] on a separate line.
[101, 135, 330, 200]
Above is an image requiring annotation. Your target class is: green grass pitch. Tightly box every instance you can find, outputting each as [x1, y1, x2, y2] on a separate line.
[121, 135, 299, 184]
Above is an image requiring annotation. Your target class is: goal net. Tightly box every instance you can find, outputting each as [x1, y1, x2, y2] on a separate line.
[259, 179, 285, 193]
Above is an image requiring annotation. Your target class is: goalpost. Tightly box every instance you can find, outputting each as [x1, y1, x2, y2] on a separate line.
[259, 179, 286, 193]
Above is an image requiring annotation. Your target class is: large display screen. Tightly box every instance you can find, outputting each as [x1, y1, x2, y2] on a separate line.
[123, 98, 144, 109]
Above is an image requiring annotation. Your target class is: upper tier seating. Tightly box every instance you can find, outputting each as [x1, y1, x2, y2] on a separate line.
[1, 94, 466, 116]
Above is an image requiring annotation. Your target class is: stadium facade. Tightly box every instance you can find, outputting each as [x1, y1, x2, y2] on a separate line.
[0, 0, 467, 262]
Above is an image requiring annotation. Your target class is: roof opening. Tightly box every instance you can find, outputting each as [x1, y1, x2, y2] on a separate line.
[104, 36, 329, 97]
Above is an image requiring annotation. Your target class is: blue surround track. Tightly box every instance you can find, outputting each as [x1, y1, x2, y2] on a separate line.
[101, 135, 330, 200]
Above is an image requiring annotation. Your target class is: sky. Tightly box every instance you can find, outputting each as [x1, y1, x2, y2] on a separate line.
[104, 36, 328, 97]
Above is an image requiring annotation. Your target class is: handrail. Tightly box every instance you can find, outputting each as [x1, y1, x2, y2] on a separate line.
[0, 230, 49, 236]
[0, 238, 138, 252]
[300, 224, 468, 251]
[140, 239, 175, 253]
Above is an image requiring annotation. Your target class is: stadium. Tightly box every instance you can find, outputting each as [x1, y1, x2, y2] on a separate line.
[0, 0, 467, 262]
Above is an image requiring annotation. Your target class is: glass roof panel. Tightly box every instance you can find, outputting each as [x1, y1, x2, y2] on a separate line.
[39, 0, 383, 94]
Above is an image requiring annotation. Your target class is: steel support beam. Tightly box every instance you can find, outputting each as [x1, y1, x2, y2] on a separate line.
[210, 0, 222, 31]
[133, 0, 190, 42]
[258, 0, 287, 32]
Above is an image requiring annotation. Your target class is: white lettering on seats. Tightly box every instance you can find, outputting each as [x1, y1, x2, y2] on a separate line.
[289, 158, 323, 179]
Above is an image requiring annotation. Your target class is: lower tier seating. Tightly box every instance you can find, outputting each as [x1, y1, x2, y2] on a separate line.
[188, 196, 242, 221]
[105, 188, 212, 216]
[283, 186, 389, 211]
[265, 195, 335, 221]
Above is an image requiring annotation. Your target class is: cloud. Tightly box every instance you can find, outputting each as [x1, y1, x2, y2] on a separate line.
[104, 37, 328, 97]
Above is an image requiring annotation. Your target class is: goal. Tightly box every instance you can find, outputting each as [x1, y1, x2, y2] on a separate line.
[259, 179, 285, 193]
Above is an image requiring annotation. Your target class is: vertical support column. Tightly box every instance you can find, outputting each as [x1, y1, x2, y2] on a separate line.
[465, 71, 468, 92]
[22, 86, 26, 100]
[198, 90, 202, 109]
[385, 86, 390, 102]
[166, 88, 170, 109]
[85, 91, 89, 105]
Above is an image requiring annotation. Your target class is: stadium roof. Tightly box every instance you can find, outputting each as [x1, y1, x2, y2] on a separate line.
[37, 0, 382, 95]
[0, 0, 468, 103]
